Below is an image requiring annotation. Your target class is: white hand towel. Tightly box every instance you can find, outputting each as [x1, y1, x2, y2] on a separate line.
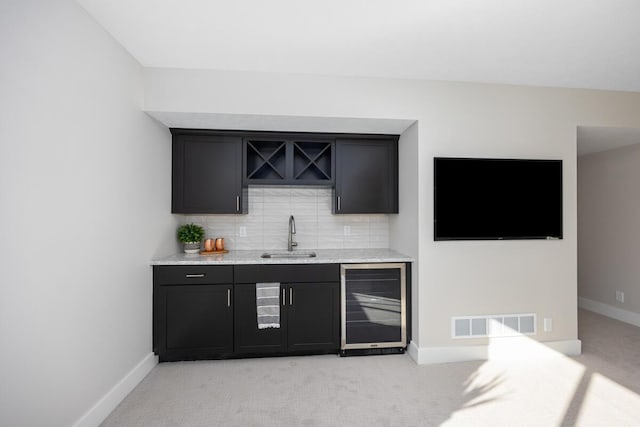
[256, 282, 280, 329]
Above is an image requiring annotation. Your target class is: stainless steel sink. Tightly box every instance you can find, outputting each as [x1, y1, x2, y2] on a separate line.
[261, 251, 317, 259]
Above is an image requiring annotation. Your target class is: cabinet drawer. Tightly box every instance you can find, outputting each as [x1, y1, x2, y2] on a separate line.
[154, 265, 233, 285]
[234, 264, 339, 283]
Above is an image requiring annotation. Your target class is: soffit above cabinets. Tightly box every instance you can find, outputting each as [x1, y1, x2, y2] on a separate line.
[146, 111, 415, 135]
[578, 126, 640, 157]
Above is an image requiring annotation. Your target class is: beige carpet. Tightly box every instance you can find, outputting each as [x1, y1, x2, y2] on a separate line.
[102, 310, 640, 426]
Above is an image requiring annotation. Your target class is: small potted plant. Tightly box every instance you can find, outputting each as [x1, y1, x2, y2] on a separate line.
[177, 223, 205, 254]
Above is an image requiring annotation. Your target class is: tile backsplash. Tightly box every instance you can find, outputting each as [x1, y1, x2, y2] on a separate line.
[180, 187, 389, 250]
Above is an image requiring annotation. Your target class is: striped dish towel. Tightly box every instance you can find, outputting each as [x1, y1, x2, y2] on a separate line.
[256, 282, 280, 329]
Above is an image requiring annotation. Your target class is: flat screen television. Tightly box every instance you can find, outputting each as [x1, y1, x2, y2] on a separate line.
[434, 157, 563, 241]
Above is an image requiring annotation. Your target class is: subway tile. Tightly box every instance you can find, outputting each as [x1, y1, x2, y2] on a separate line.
[182, 215, 207, 226]
[261, 223, 286, 237]
[343, 234, 370, 249]
[315, 188, 333, 198]
[342, 215, 369, 225]
[290, 195, 316, 208]
[290, 212, 317, 223]
[235, 236, 264, 250]
[180, 189, 390, 251]
[317, 197, 333, 212]
[295, 232, 318, 250]
[291, 188, 317, 197]
[263, 203, 291, 216]
[248, 187, 264, 198]
[369, 232, 389, 248]
[262, 236, 288, 251]
[206, 215, 236, 228]
[317, 209, 340, 222]
[291, 208, 317, 219]
[218, 236, 236, 250]
[263, 187, 291, 198]
[318, 234, 343, 249]
[248, 198, 264, 214]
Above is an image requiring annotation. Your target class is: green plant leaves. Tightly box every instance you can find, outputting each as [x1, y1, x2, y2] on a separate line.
[177, 223, 205, 243]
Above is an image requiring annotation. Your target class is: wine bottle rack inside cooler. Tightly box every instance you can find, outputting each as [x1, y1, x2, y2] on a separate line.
[340, 263, 407, 350]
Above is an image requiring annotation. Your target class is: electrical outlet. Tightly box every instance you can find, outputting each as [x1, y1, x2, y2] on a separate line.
[616, 291, 625, 303]
[239, 226, 247, 237]
[343, 225, 351, 236]
[543, 318, 553, 332]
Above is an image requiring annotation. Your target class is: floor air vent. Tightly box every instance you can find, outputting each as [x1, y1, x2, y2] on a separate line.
[452, 313, 536, 338]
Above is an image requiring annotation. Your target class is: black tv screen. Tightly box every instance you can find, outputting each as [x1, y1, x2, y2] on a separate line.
[434, 157, 563, 240]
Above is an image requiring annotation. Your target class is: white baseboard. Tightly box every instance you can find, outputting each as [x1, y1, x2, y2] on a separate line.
[72, 352, 158, 427]
[408, 338, 581, 365]
[407, 341, 420, 363]
[579, 296, 640, 328]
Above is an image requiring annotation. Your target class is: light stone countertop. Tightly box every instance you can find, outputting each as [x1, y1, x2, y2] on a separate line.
[151, 248, 413, 265]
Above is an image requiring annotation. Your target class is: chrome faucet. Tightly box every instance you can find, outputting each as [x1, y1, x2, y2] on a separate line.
[288, 215, 297, 251]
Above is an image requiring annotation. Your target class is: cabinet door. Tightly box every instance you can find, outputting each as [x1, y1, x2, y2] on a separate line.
[234, 283, 287, 353]
[172, 133, 245, 214]
[160, 284, 233, 360]
[287, 282, 340, 352]
[334, 138, 398, 214]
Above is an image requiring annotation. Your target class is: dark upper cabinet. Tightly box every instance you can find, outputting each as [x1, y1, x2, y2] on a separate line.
[170, 129, 399, 214]
[153, 266, 234, 362]
[243, 135, 334, 186]
[171, 130, 246, 214]
[334, 138, 399, 214]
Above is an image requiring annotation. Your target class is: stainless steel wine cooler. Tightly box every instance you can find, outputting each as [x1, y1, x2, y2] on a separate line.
[340, 263, 407, 351]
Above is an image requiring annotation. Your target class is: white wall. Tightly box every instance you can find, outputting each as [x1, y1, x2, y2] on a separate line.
[578, 143, 640, 315]
[0, 1, 174, 426]
[390, 122, 420, 343]
[144, 67, 640, 355]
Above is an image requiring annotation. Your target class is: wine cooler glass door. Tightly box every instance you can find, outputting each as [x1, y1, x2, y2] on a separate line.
[341, 263, 406, 350]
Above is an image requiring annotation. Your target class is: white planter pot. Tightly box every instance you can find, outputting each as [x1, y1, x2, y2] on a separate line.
[183, 241, 200, 254]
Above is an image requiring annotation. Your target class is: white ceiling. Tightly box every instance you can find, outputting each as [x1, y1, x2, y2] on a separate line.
[78, 1, 640, 149]
[77, 0, 640, 93]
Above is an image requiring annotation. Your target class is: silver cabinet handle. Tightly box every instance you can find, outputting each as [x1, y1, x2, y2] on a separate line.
[337, 196, 341, 211]
[290, 288, 293, 306]
[282, 288, 286, 306]
[236, 196, 240, 212]
[185, 273, 205, 278]
[227, 289, 231, 307]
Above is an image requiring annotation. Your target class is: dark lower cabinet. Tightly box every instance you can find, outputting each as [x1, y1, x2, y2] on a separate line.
[287, 282, 340, 352]
[161, 285, 233, 359]
[234, 283, 287, 354]
[234, 264, 340, 355]
[153, 264, 341, 361]
[153, 265, 234, 362]
[234, 282, 340, 354]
